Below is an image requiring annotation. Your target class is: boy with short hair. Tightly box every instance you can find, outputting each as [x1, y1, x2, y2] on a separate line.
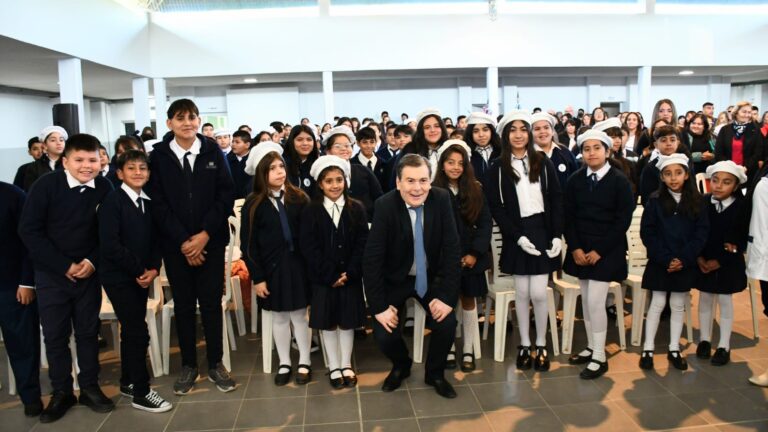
[13, 137, 44, 189]
[201, 123, 215, 138]
[147, 99, 236, 395]
[394, 125, 413, 149]
[228, 129, 253, 199]
[352, 127, 386, 187]
[214, 129, 232, 155]
[19, 134, 115, 423]
[378, 126, 399, 162]
[98, 149, 172, 413]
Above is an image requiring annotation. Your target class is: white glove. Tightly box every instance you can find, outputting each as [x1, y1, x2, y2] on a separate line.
[546, 238, 562, 258]
[517, 236, 541, 256]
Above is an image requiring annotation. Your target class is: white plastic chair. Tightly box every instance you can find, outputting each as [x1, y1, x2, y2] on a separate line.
[225, 216, 246, 340]
[624, 206, 649, 346]
[695, 173, 710, 194]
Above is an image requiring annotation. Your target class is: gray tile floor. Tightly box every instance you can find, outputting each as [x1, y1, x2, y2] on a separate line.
[1, 289, 768, 431]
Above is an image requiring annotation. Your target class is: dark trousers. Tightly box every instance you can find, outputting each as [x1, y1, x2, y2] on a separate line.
[372, 288, 457, 381]
[761, 280, 768, 318]
[36, 271, 101, 393]
[0, 287, 41, 404]
[163, 247, 225, 370]
[103, 281, 151, 398]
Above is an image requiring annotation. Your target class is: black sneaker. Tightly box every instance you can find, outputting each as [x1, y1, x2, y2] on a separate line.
[711, 348, 730, 366]
[132, 389, 173, 413]
[208, 363, 236, 392]
[667, 351, 688, 371]
[696, 341, 712, 359]
[120, 384, 134, 398]
[639, 351, 654, 370]
[173, 365, 199, 395]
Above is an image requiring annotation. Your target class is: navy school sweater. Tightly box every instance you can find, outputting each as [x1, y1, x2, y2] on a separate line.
[0, 182, 34, 288]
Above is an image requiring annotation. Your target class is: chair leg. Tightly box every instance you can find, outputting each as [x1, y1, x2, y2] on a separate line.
[493, 294, 509, 362]
[70, 333, 79, 391]
[750, 279, 761, 339]
[545, 288, 560, 357]
[318, 330, 329, 367]
[261, 310, 273, 373]
[40, 327, 48, 369]
[221, 302, 232, 372]
[232, 278, 247, 337]
[684, 293, 693, 345]
[631, 288, 647, 347]
[472, 308, 483, 360]
[226, 309, 237, 351]
[561, 291, 577, 355]
[250, 288, 258, 334]
[146, 310, 163, 378]
[612, 285, 627, 351]
[482, 295, 492, 341]
[161, 306, 172, 376]
[413, 300, 426, 364]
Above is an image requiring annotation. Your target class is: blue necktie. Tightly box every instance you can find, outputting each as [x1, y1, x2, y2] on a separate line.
[412, 206, 427, 298]
[275, 191, 293, 252]
[589, 173, 598, 192]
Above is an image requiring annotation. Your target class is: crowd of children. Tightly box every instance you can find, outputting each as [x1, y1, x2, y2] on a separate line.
[2, 97, 768, 422]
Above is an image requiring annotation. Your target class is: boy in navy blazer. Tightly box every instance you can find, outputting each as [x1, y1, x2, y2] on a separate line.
[352, 127, 387, 188]
[147, 99, 235, 395]
[227, 129, 253, 199]
[19, 134, 115, 423]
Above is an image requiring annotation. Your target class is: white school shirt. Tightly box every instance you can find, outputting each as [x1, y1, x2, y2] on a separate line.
[586, 162, 611, 182]
[169, 137, 201, 171]
[357, 153, 378, 169]
[511, 154, 545, 217]
[475, 145, 493, 163]
[626, 135, 636, 152]
[64, 170, 96, 271]
[121, 182, 151, 211]
[323, 196, 344, 228]
[534, 144, 554, 159]
[268, 186, 286, 211]
[711, 195, 735, 213]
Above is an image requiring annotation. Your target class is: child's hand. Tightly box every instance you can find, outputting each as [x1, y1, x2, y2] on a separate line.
[667, 258, 683, 273]
[706, 259, 721, 272]
[254, 282, 270, 298]
[65, 262, 82, 281]
[724, 242, 739, 254]
[585, 251, 602, 265]
[461, 254, 477, 269]
[572, 249, 588, 266]
[136, 269, 159, 288]
[182, 231, 210, 257]
[72, 260, 95, 279]
[697, 257, 710, 274]
[16, 287, 35, 305]
[332, 273, 348, 288]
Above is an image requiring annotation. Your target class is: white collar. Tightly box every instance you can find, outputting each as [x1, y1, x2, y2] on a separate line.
[358, 153, 377, 165]
[669, 189, 682, 203]
[64, 170, 95, 189]
[586, 163, 611, 181]
[102, 165, 110, 175]
[323, 196, 345, 210]
[221, 147, 232, 155]
[475, 145, 492, 153]
[534, 143, 554, 158]
[269, 186, 285, 199]
[169, 137, 201, 160]
[121, 182, 150, 204]
[711, 195, 735, 211]
[234, 150, 249, 162]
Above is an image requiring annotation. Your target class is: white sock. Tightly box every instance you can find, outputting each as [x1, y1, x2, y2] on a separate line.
[289, 308, 312, 367]
[273, 311, 293, 370]
[322, 329, 341, 378]
[668, 292, 686, 352]
[592, 331, 607, 363]
[643, 291, 667, 351]
[585, 280, 610, 359]
[462, 307, 477, 354]
[530, 274, 550, 347]
[717, 294, 734, 350]
[698, 292, 715, 343]
[339, 329, 354, 373]
[514, 275, 532, 346]
[578, 280, 593, 356]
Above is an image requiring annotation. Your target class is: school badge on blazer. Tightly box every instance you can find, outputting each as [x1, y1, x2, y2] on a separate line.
[206, 161, 217, 169]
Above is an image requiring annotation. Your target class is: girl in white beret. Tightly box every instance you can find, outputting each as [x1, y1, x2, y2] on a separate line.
[695, 161, 749, 366]
[486, 111, 564, 372]
[432, 140, 492, 372]
[463, 112, 501, 186]
[240, 143, 313, 387]
[639, 154, 709, 372]
[299, 156, 369, 389]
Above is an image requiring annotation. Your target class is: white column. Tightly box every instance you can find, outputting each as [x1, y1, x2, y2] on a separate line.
[95, 101, 110, 144]
[457, 79, 472, 118]
[322, 71, 334, 123]
[586, 77, 601, 111]
[132, 77, 151, 134]
[637, 66, 653, 124]
[486, 67, 500, 117]
[153, 78, 169, 138]
[502, 83, 519, 112]
[57, 58, 85, 132]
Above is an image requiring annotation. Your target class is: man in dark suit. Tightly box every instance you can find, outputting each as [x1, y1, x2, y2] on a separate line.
[363, 154, 461, 398]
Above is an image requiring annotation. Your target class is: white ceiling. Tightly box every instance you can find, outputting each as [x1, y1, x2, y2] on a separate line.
[1, 35, 767, 101]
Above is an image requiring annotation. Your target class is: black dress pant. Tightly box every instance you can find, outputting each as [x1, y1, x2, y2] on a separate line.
[372, 286, 457, 381]
[761, 280, 768, 318]
[163, 247, 225, 370]
[0, 286, 41, 404]
[36, 271, 101, 393]
[103, 281, 151, 398]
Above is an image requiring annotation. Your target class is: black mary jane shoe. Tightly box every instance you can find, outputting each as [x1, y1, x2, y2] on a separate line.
[579, 359, 608, 379]
[445, 351, 457, 370]
[533, 346, 550, 372]
[639, 351, 654, 370]
[341, 367, 358, 388]
[274, 365, 292, 386]
[328, 369, 345, 389]
[516, 346, 533, 370]
[696, 341, 712, 359]
[295, 364, 312, 385]
[667, 351, 688, 371]
[606, 305, 619, 320]
[568, 347, 593, 365]
[710, 348, 730, 366]
[460, 353, 476, 373]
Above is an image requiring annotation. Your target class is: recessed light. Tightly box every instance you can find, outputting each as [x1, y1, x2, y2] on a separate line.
[678, 70, 694, 76]
[243, 77, 258, 83]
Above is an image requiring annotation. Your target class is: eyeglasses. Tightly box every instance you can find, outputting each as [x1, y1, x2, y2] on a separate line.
[331, 144, 353, 150]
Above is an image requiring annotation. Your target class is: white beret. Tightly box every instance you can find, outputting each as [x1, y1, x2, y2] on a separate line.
[322, 125, 356, 148]
[706, 160, 748, 185]
[530, 112, 556, 128]
[496, 110, 532, 136]
[309, 155, 350, 182]
[244, 141, 283, 176]
[576, 129, 612, 149]
[416, 108, 442, 126]
[39, 126, 68, 143]
[592, 118, 622, 132]
[267, 127, 278, 134]
[143, 138, 160, 153]
[214, 129, 231, 138]
[657, 153, 690, 172]
[466, 112, 497, 127]
[435, 139, 473, 164]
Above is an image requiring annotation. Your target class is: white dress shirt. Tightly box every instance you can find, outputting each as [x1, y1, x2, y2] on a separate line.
[323, 196, 344, 228]
[511, 154, 545, 217]
[169, 137, 201, 171]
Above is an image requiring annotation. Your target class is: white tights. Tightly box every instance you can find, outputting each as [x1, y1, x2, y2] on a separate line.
[698, 292, 734, 350]
[578, 279, 610, 363]
[273, 308, 312, 372]
[514, 274, 550, 347]
[643, 291, 686, 352]
[321, 328, 355, 379]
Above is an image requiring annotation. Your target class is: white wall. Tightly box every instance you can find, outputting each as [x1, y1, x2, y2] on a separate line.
[0, 92, 56, 182]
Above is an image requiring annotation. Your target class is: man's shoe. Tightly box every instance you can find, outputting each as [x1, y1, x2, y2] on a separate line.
[382, 367, 411, 392]
[425, 377, 457, 399]
[208, 363, 236, 392]
[173, 365, 199, 395]
[23, 400, 43, 417]
[79, 386, 115, 413]
[39, 391, 76, 423]
[132, 389, 173, 413]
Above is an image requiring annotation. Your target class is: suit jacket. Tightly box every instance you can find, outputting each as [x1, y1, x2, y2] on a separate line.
[349, 163, 383, 222]
[0, 182, 33, 289]
[715, 122, 766, 185]
[363, 188, 461, 315]
[375, 145, 398, 163]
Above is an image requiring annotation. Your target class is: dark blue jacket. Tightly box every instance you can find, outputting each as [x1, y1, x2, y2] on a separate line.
[0, 182, 33, 289]
[547, 144, 579, 191]
[641, 192, 709, 268]
[227, 151, 253, 200]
